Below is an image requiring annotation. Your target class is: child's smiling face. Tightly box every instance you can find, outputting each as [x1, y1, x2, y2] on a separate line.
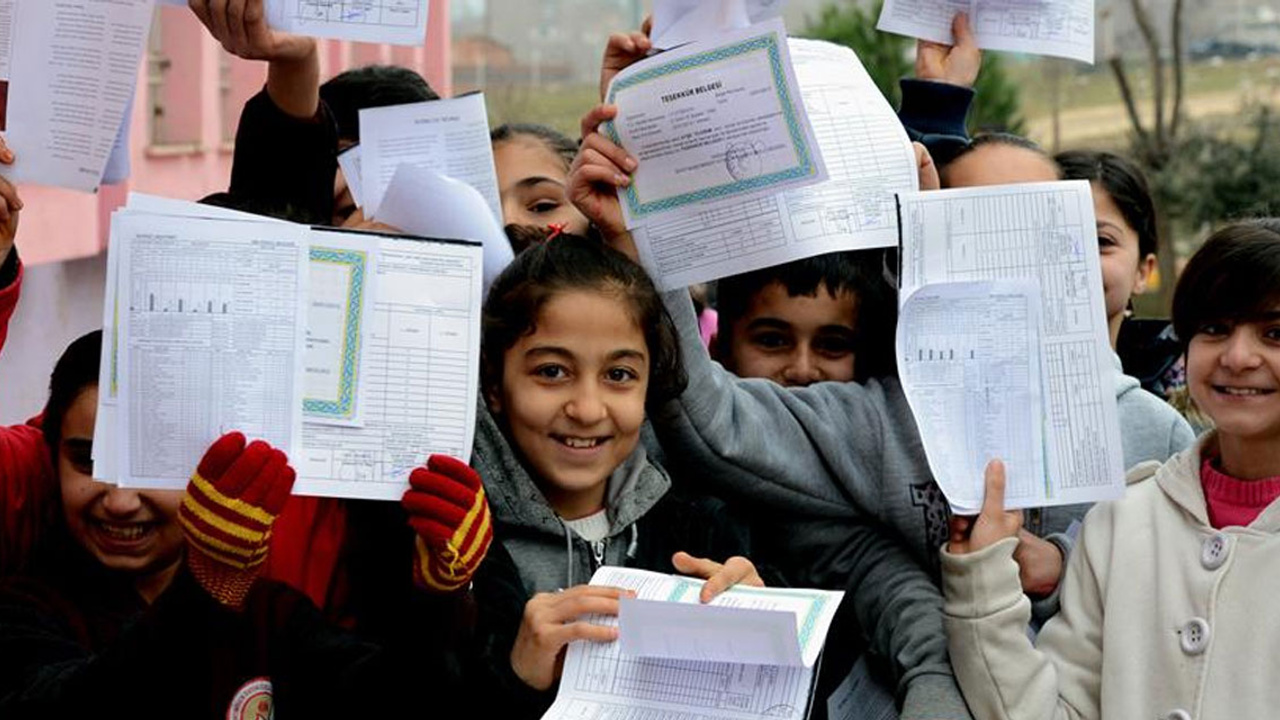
[493, 288, 650, 519]
[1188, 310, 1280, 455]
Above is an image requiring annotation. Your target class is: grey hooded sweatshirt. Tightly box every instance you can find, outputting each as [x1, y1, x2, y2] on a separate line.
[648, 289, 1195, 719]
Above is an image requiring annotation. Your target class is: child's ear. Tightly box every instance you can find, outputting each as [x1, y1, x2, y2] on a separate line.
[708, 332, 721, 361]
[486, 389, 502, 414]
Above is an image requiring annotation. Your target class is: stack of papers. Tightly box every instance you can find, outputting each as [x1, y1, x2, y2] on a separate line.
[895, 180, 1126, 511]
[543, 566, 844, 720]
[93, 193, 485, 501]
[606, 23, 917, 291]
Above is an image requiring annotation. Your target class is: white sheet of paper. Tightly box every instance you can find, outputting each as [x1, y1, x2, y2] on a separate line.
[651, 0, 786, 49]
[1, 0, 154, 192]
[294, 230, 483, 500]
[358, 93, 501, 220]
[620, 598, 801, 666]
[374, 164, 512, 295]
[124, 193, 289, 223]
[897, 280, 1046, 513]
[897, 181, 1126, 509]
[115, 214, 310, 489]
[631, 38, 916, 291]
[266, 0, 428, 45]
[606, 19, 826, 229]
[101, 90, 135, 186]
[91, 212, 123, 484]
[541, 567, 841, 720]
[92, 195, 289, 482]
[877, 0, 1095, 64]
[337, 144, 364, 209]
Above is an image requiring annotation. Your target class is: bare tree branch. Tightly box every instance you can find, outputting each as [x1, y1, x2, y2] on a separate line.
[1170, 0, 1186, 140]
[1129, 0, 1167, 154]
[1110, 56, 1154, 158]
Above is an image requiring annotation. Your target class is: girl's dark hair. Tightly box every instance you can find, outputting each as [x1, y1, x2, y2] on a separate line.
[320, 66, 439, 143]
[715, 250, 898, 380]
[941, 132, 1050, 181]
[43, 330, 103, 465]
[1172, 219, 1280, 346]
[490, 123, 579, 171]
[481, 235, 686, 411]
[1056, 150, 1159, 259]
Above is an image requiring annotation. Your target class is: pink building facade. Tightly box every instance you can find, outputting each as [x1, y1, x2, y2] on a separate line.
[0, 2, 452, 423]
[13, 0, 453, 266]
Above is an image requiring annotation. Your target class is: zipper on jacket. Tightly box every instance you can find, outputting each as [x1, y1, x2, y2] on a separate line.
[591, 539, 606, 569]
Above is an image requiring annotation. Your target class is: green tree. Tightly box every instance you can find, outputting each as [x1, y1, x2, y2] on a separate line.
[803, 0, 1024, 134]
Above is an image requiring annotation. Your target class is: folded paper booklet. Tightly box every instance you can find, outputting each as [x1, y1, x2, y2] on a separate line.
[541, 566, 844, 720]
[94, 193, 485, 502]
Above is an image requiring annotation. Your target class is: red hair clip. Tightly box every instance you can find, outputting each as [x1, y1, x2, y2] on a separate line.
[545, 223, 567, 242]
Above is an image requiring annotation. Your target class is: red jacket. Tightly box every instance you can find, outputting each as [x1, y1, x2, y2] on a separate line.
[0, 257, 58, 578]
[0, 251, 355, 614]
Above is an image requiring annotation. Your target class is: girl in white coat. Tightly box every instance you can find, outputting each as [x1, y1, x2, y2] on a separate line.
[944, 219, 1280, 720]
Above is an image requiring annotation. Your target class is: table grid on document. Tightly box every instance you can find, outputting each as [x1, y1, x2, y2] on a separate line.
[648, 197, 787, 274]
[784, 85, 909, 239]
[294, 0, 421, 26]
[300, 251, 474, 485]
[128, 239, 299, 479]
[930, 190, 1112, 489]
[574, 650, 804, 716]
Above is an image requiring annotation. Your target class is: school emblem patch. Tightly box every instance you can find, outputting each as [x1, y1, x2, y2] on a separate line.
[227, 677, 273, 720]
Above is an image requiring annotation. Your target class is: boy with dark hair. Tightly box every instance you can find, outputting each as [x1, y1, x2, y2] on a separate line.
[713, 251, 897, 387]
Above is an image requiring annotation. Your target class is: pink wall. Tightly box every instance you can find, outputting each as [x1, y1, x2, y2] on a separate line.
[12, 0, 451, 266]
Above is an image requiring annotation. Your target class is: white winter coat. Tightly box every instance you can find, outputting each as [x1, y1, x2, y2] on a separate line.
[941, 433, 1280, 720]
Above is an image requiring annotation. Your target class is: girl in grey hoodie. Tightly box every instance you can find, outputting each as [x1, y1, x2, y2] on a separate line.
[467, 235, 766, 716]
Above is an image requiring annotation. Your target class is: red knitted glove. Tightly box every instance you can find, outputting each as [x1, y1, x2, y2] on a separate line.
[179, 432, 295, 609]
[401, 455, 492, 592]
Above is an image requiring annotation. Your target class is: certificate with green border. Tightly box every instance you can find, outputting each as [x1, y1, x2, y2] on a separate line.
[604, 18, 825, 225]
[303, 246, 370, 424]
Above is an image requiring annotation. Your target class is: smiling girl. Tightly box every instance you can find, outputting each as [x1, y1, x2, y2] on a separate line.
[945, 220, 1280, 719]
[467, 234, 762, 714]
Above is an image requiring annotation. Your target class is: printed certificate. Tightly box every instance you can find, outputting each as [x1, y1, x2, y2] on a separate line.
[605, 18, 826, 227]
[304, 243, 375, 427]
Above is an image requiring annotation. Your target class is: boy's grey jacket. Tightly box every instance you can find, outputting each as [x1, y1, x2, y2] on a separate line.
[650, 290, 1194, 719]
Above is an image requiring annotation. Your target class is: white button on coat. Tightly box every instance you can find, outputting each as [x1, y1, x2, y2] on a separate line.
[1180, 618, 1211, 655]
[1201, 532, 1230, 570]
[1164, 710, 1192, 720]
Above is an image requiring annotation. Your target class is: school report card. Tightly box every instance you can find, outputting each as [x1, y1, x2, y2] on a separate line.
[604, 18, 826, 228]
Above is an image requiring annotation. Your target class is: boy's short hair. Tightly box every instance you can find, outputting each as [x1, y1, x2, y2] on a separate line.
[320, 66, 439, 143]
[1172, 218, 1280, 347]
[715, 251, 898, 380]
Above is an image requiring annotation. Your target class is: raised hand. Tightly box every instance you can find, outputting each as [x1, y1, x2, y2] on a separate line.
[599, 17, 653, 102]
[188, 0, 318, 118]
[401, 455, 493, 592]
[188, 0, 314, 62]
[568, 104, 637, 257]
[179, 432, 296, 609]
[0, 138, 21, 267]
[915, 12, 982, 89]
[947, 459, 1023, 555]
